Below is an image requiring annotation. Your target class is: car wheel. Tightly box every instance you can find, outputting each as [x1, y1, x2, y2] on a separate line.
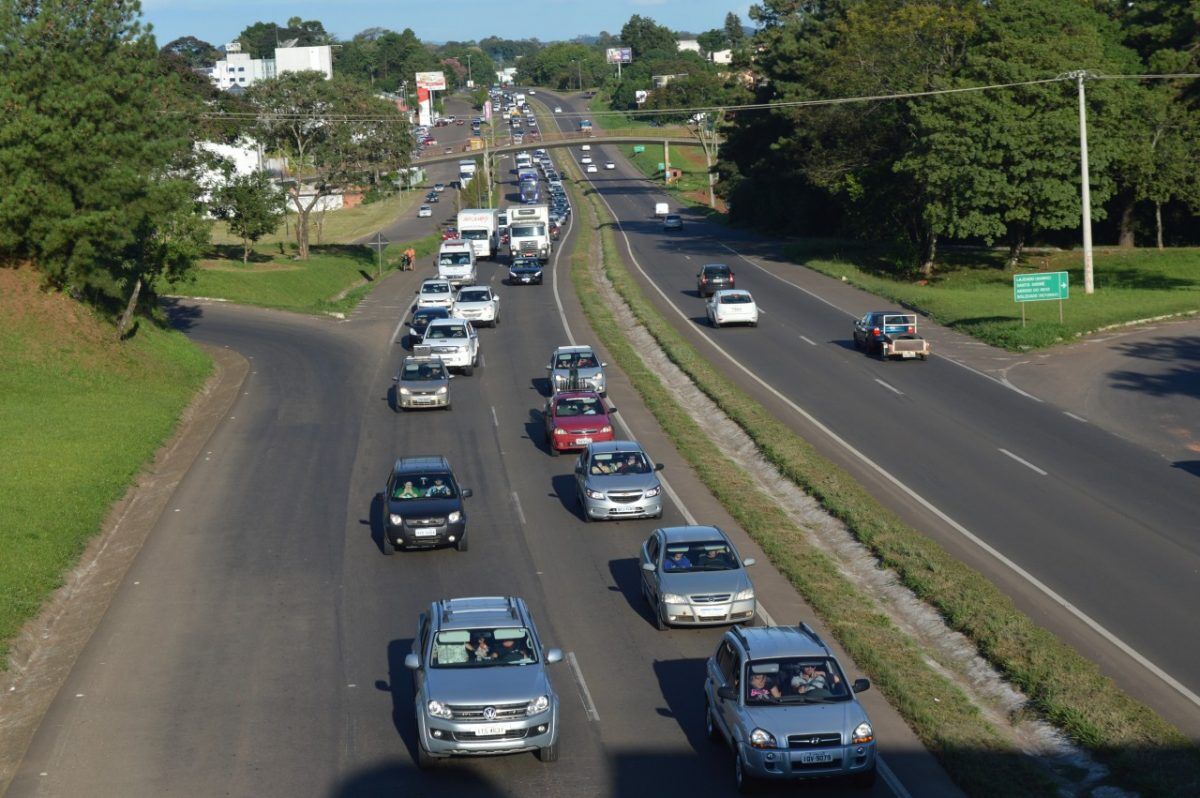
[750, 320, 758, 328]
[578, 491, 591, 523]
[734, 750, 755, 794]
[850, 766, 877, 790]
[705, 697, 720, 741]
[712, 318, 722, 328]
[443, 402, 451, 411]
[549, 440, 559, 457]
[654, 606, 668, 630]
[462, 363, 473, 376]
[456, 533, 469, 552]
[537, 741, 558, 762]
[381, 537, 392, 556]
[416, 743, 440, 770]
[493, 314, 500, 327]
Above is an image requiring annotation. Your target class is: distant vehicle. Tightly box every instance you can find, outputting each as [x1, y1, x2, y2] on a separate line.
[436, 240, 477, 287]
[418, 205, 433, 218]
[579, 119, 593, 136]
[546, 345, 606, 396]
[455, 119, 465, 125]
[852, 312, 930, 360]
[663, 214, 683, 231]
[580, 144, 591, 151]
[605, 161, 615, 170]
[553, 106, 562, 113]
[580, 156, 592, 164]
[586, 164, 598, 173]
[705, 623, 877, 792]
[451, 285, 500, 328]
[543, 390, 615, 456]
[392, 355, 451, 411]
[640, 525, 757, 629]
[507, 204, 551, 261]
[425, 191, 440, 203]
[654, 202, 669, 217]
[441, 227, 459, 241]
[706, 290, 759, 328]
[697, 263, 734, 297]
[434, 183, 446, 192]
[381, 456, 472, 552]
[573, 440, 665, 522]
[457, 208, 498, 260]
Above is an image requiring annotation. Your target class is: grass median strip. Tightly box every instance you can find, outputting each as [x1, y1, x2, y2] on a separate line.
[565, 175, 1200, 795]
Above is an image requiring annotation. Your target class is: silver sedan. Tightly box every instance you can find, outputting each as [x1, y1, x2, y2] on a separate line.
[574, 441, 664, 522]
[640, 526, 757, 629]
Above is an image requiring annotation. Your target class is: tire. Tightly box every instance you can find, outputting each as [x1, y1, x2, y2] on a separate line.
[578, 492, 591, 523]
[705, 697, 720, 741]
[850, 766, 877, 790]
[537, 741, 559, 762]
[734, 750, 755, 794]
[654, 606, 668, 631]
[416, 743, 440, 770]
[381, 537, 392, 556]
[456, 533, 469, 552]
[549, 441, 559, 457]
[493, 314, 500, 327]
[462, 363, 473, 376]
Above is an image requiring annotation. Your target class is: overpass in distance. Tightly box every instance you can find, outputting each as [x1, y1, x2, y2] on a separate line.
[410, 126, 702, 167]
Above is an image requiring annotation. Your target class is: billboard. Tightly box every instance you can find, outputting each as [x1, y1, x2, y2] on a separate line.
[415, 71, 447, 91]
[634, 90, 649, 105]
[606, 47, 632, 64]
[417, 86, 432, 127]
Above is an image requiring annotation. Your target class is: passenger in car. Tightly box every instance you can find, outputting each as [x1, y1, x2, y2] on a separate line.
[791, 664, 827, 694]
[748, 672, 781, 701]
[664, 550, 692, 571]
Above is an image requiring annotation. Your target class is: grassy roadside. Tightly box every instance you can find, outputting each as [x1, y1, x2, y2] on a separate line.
[209, 190, 424, 249]
[564, 173, 1200, 795]
[621, 143, 727, 218]
[169, 232, 442, 316]
[0, 267, 211, 667]
[786, 241, 1200, 350]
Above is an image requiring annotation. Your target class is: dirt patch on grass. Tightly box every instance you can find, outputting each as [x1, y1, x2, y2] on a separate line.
[198, 259, 302, 272]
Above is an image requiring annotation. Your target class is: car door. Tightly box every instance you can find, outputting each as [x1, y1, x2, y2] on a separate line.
[575, 446, 592, 493]
[711, 640, 739, 738]
[720, 646, 745, 738]
[641, 532, 661, 600]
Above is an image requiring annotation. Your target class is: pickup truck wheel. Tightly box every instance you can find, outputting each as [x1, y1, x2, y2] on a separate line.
[416, 743, 440, 770]
[493, 314, 500, 327]
[461, 363, 473, 376]
[537, 741, 558, 762]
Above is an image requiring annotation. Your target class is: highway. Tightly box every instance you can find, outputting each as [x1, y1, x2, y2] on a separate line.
[6, 103, 959, 796]
[537, 89, 1200, 739]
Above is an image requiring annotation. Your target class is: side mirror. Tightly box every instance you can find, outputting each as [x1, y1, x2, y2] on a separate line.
[545, 648, 564, 664]
[545, 365, 552, 371]
[717, 685, 738, 702]
[852, 678, 871, 694]
[391, 376, 399, 382]
[461, 488, 473, 499]
[654, 463, 665, 471]
[641, 562, 656, 573]
[742, 557, 756, 567]
[404, 653, 420, 670]
[601, 362, 608, 368]
[607, 407, 617, 414]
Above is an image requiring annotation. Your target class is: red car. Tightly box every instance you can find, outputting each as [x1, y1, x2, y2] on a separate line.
[543, 391, 615, 456]
[455, 119, 466, 125]
[441, 227, 459, 241]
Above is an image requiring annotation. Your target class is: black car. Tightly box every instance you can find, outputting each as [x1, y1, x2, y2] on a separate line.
[425, 192, 439, 203]
[508, 258, 544, 285]
[697, 263, 735, 297]
[408, 307, 451, 344]
[382, 456, 472, 553]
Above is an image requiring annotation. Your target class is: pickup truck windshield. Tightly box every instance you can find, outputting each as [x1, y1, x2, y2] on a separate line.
[432, 628, 538, 667]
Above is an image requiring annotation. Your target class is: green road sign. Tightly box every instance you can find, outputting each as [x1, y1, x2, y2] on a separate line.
[1014, 271, 1069, 303]
[657, 162, 665, 171]
[632, 145, 645, 153]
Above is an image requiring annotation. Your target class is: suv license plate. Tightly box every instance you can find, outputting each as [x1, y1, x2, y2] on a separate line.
[414, 529, 438, 537]
[475, 724, 507, 736]
[799, 752, 834, 764]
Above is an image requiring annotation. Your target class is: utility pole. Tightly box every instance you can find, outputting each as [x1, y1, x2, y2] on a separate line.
[577, 60, 582, 91]
[1068, 70, 1096, 294]
[467, 54, 473, 87]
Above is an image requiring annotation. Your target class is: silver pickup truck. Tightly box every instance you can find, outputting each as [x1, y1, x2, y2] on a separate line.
[852, 312, 930, 360]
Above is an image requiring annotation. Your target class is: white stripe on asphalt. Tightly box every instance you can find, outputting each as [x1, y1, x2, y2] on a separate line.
[874, 378, 903, 396]
[491, 405, 499, 428]
[799, 335, 817, 346]
[998, 448, 1047, 476]
[511, 491, 526, 526]
[1064, 411, 1088, 423]
[584, 174, 1200, 715]
[567, 651, 600, 722]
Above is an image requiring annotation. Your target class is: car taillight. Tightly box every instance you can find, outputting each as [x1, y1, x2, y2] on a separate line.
[908, 326, 915, 334]
[872, 327, 880, 336]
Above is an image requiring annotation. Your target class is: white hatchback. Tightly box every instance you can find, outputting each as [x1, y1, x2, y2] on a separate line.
[415, 279, 456, 310]
[706, 289, 759, 328]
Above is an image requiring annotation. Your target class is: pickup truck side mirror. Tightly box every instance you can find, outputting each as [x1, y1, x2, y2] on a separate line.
[717, 685, 738, 702]
[461, 488, 473, 499]
[852, 678, 871, 694]
[545, 648, 564, 664]
[404, 653, 420, 670]
[601, 362, 608, 368]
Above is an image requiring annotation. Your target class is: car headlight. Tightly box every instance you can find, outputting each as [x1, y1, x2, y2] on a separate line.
[584, 488, 605, 500]
[734, 588, 755, 602]
[447, 511, 461, 523]
[389, 514, 403, 526]
[525, 695, 550, 716]
[398, 387, 411, 395]
[435, 386, 447, 394]
[644, 486, 660, 498]
[553, 427, 568, 436]
[853, 722, 874, 744]
[427, 700, 453, 719]
[661, 593, 686, 605]
[749, 727, 777, 749]
[599, 425, 612, 434]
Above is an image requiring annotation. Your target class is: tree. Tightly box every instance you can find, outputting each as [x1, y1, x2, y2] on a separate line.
[212, 172, 287, 262]
[161, 35, 220, 69]
[0, 0, 210, 334]
[247, 72, 410, 259]
[697, 29, 728, 57]
[620, 14, 678, 59]
[237, 18, 330, 59]
[517, 43, 606, 91]
[724, 12, 747, 48]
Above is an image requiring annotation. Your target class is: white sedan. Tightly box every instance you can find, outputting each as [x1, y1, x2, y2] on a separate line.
[417, 205, 433, 218]
[580, 155, 593, 164]
[554, 106, 562, 113]
[605, 161, 615, 170]
[586, 164, 598, 173]
[706, 289, 759, 328]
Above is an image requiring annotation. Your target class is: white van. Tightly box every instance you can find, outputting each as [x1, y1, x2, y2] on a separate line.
[436, 240, 477, 287]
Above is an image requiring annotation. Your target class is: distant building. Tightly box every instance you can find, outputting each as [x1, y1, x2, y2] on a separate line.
[209, 40, 333, 91]
[710, 49, 733, 65]
[677, 39, 701, 53]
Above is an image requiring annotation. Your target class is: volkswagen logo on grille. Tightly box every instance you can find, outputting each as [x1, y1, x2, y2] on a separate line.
[482, 706, 497, 721]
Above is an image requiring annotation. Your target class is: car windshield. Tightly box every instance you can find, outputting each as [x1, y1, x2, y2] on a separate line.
[401, 362, 446, 381]
[431, 627, 538, 668]
[720, 293, 752, 304]
[439, 253, 472, 266]
[590, 451, 650, 475]
[512, 261, 540, 271]
[413, 309, 448, 325]
[422, 283, 450, 294]
[662, 541, 738, 572]
[555, 396, 604, 417]
[459, 229, 488, 240]
[458, 290, 490, 303]
[744, 657, 851, 704]
[425, 325, 468, 340]
[510, 224, 544, 237]
[554, 352, 598, 369]
[390, 473, 458, 501]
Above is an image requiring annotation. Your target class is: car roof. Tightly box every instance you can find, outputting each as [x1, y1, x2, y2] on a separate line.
[731, 625, 830, 660]
[553, 345, 594, 355]
[435, 596, 527, 631]
[658, 525, 728, 544]
[587, 440, 645, 455]
[553, 390, 604, 402]
[713, 289, 752, 298]
[392, 455, 452, 474]
[426, 318, 469, 327]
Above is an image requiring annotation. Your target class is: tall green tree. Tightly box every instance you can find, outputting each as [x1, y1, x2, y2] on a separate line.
[161, 35, 220, 68]
[724, 12, 747, 48]
[247, 72, 410, 259]
[237, 18, 330, 59]
[212, 171, 287, 263]
[620, 14, 678, 59]
[0, 0, 210, 333]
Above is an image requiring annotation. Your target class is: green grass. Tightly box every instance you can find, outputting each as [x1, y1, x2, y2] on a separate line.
[786, 242, 1200, 350]
[567, 176, 1200, 795]
[210, 189, 424, 248]
[170, 233, 442, 315]
[0, 271, 211, 667]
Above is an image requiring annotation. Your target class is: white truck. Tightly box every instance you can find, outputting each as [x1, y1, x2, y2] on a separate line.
[436, 240, 477, 287]
[456, 208, 498, 260]
[458, 158, 478, 184]
[506, 205, 551, 262]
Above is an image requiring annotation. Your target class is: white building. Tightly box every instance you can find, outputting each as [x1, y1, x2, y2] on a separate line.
[677, 39, 701, 53]
[209, 41, 333, 91]
[710, 49, 733, 65]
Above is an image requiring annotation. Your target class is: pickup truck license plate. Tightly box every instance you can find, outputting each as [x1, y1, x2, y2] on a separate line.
[475, 725, 507, 736]
[574, 437, 593, 445]
[414, 529, 438, 537]
[799, 752, 834, 764]
[901, 351, 916, 358]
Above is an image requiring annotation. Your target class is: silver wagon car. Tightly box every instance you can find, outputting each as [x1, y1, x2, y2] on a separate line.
[547, 345, 607, 395]
[640, 526, 757, 629]
[574, 441, 664, 522]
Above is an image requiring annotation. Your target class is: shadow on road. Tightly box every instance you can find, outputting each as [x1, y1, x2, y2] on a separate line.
[1109, 335, 1200, 399]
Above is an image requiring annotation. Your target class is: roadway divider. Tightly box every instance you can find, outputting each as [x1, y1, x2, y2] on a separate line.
[561, 164, 1200, 796]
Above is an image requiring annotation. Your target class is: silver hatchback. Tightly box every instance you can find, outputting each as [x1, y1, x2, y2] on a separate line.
[547, 345, 607, 395]
[640, 526, 757, 629]
[574, 441, 664, 522]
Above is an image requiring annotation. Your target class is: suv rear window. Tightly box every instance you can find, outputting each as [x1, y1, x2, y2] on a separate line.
[432, 627, 538, 667]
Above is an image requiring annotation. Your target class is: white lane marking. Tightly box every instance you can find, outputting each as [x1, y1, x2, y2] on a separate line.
[589, 182, 1200, 713]
[879, 758, 914, 798]
[1064, 411, 1088, 423]
[567, 651, 600, 722]
[389, 315, 407, 345]
[799, 335, 817, 346]
[511, 491, 526, 525]
[998, 448, 1048, 476]
[754, 604, 777, 627]
[491, 405, 499, 428]
[874, 378, 903, 396]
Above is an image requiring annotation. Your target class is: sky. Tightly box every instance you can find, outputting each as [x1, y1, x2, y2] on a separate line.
[140, 0, 757, 49]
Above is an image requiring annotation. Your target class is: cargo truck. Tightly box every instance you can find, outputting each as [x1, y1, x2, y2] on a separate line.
[456, 208, 498, 260]
[507, 205, 550, 262]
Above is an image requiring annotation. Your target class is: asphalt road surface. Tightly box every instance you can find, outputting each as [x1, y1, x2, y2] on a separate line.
[7, 137, 961, 797]
[536, 89, 1200, 739]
